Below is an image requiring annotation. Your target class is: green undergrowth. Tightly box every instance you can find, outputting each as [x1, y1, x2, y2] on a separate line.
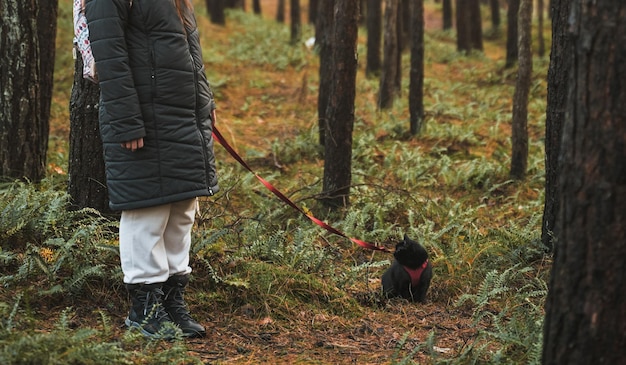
[1, 2, 551, 364]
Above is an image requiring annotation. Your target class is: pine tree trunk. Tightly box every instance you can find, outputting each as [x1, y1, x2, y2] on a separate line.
[290, 0, 301, 44]
[455, 0, 470, 52]
[394, 1, 404, 94]
[277, 0, 286, 23]
[442, 0, 452, 30]
[537, 0, 545, 57]
[542, 1, 626, 362]
[378, 0, 399, 109]
[541, 0, 572, 251]
[322, 0, 359, 207]
[253, 0, 261, 15]
[505, 0, 520, 67]
[510, 0, 532, 179]
[206, 0, 226, 25]
[68, 55, 112, 215]
[0, 0, 57, 182]
[316, 0, 335, 146]
[489, 0, 500, 30]
[468, 0, 483, 51]
[409, 0, 424, 135]
[308, 0, 317, 23]
[366, 0, 382, 76]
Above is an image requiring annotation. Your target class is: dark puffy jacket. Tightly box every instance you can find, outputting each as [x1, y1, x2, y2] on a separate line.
[85, 0, 219, 211]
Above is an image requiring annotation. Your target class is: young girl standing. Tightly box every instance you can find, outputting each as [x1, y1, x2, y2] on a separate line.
[85, 0, 219, 338]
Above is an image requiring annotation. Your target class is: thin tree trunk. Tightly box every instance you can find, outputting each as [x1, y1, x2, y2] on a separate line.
[316, 0, 335, 146]
[322, 0, 359, 207]
[541, 0, 572, 251]
[253, 0, 261, 15]
[505, 0, 520, 67]
[442, 0, 452, 30]
[366, 0, 382, 77]
[510, 0, 532, 179]
[490, 0, 500, 30]
[277, 0, 286, 23]
[309, 0, 318, 23]
[537, 0, 545, 56]
[290, 0, 301, 44]
[378, 0, 399, 109]
[468, 0, 483, 51]
[409, 0, 424, 135]
[206, 0, 226, 25]
[394, 1, 404, 95]
[456, 0, 470, 52]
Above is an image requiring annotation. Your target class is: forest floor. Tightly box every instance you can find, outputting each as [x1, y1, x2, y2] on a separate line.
[28, 1, 545, 364]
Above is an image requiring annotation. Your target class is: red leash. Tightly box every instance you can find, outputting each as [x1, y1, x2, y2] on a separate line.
[212, 126, 391, 254]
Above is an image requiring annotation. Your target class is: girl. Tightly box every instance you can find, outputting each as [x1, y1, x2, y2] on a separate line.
[85, 0, 219, 338]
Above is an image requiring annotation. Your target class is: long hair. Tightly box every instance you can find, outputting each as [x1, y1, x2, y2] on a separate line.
[174, 0, 193, 30]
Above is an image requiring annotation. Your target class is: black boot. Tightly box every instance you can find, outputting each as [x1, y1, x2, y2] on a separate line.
[163, 274, 206, 338]
[125, 283, 176, 339]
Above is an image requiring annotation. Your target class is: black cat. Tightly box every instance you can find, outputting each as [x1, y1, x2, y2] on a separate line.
[381, 234, 433, 303]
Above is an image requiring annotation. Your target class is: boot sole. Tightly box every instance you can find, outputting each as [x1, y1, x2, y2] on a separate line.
[125, 317, 177, 340]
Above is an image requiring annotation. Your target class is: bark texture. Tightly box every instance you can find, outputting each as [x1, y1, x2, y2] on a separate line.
[68, 54, 112, 214]
[378, 0, 399, 109]
[542, 1, 626, 363]
[0, 0, 57, 182]
[541, 0, 572, 250]
[505, 0, 520, 67]
[316, 0, 335, 146]
[322, 0, 359, 207]
[510, 0, 532, 179]
[408, 0, 424, 135]
[366, 0, 382, 76]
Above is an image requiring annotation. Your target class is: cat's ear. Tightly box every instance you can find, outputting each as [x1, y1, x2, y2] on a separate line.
[403, 233, 409, 242]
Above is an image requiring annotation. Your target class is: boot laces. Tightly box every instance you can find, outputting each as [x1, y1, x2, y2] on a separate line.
[164, 287, 193, 321]
[142, 288, 169, 322]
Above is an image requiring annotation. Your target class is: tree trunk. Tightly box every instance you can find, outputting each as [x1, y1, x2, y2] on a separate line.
[277, 0, 286, 23]
[468, 0, 483, 51]
[489, 0, 500, 30]
[456, 0, 470, 52]
[456, 0, 483, 52]
[225, 0, 243, 9]
[309, 0, 318, 23]
[316, 0, 335, 146]
[206, 0, 226, 25]
[378, 0, 399, 109]
[542, 1, 626, 363]
[442, 0, 452, 30]
[322, 0, 359, 208]
[541, 0, 572, 251]
[0, 0, 57, 182]
[505, 0, 520, 67]
[510, 0, 531, 179]
[38, 1, 58, 168]
[366, 0, 382, 77]
[537, 0, 545, 57]
[360, 0, 367, 25]
[68, 54, 112, 215]
[409, 0, 424, 135]
[399, 0, 410, 51]
[253, 0, 262, 15]
[290, 0, 301, 44]
[394, 1, 404, 94]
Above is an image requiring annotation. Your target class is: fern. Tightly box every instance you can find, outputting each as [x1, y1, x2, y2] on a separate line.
[0, 180, 119, 295]
[453, 265, 547, 365]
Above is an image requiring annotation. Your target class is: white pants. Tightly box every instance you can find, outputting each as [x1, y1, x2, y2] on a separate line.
[119, 198, 197, 284]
